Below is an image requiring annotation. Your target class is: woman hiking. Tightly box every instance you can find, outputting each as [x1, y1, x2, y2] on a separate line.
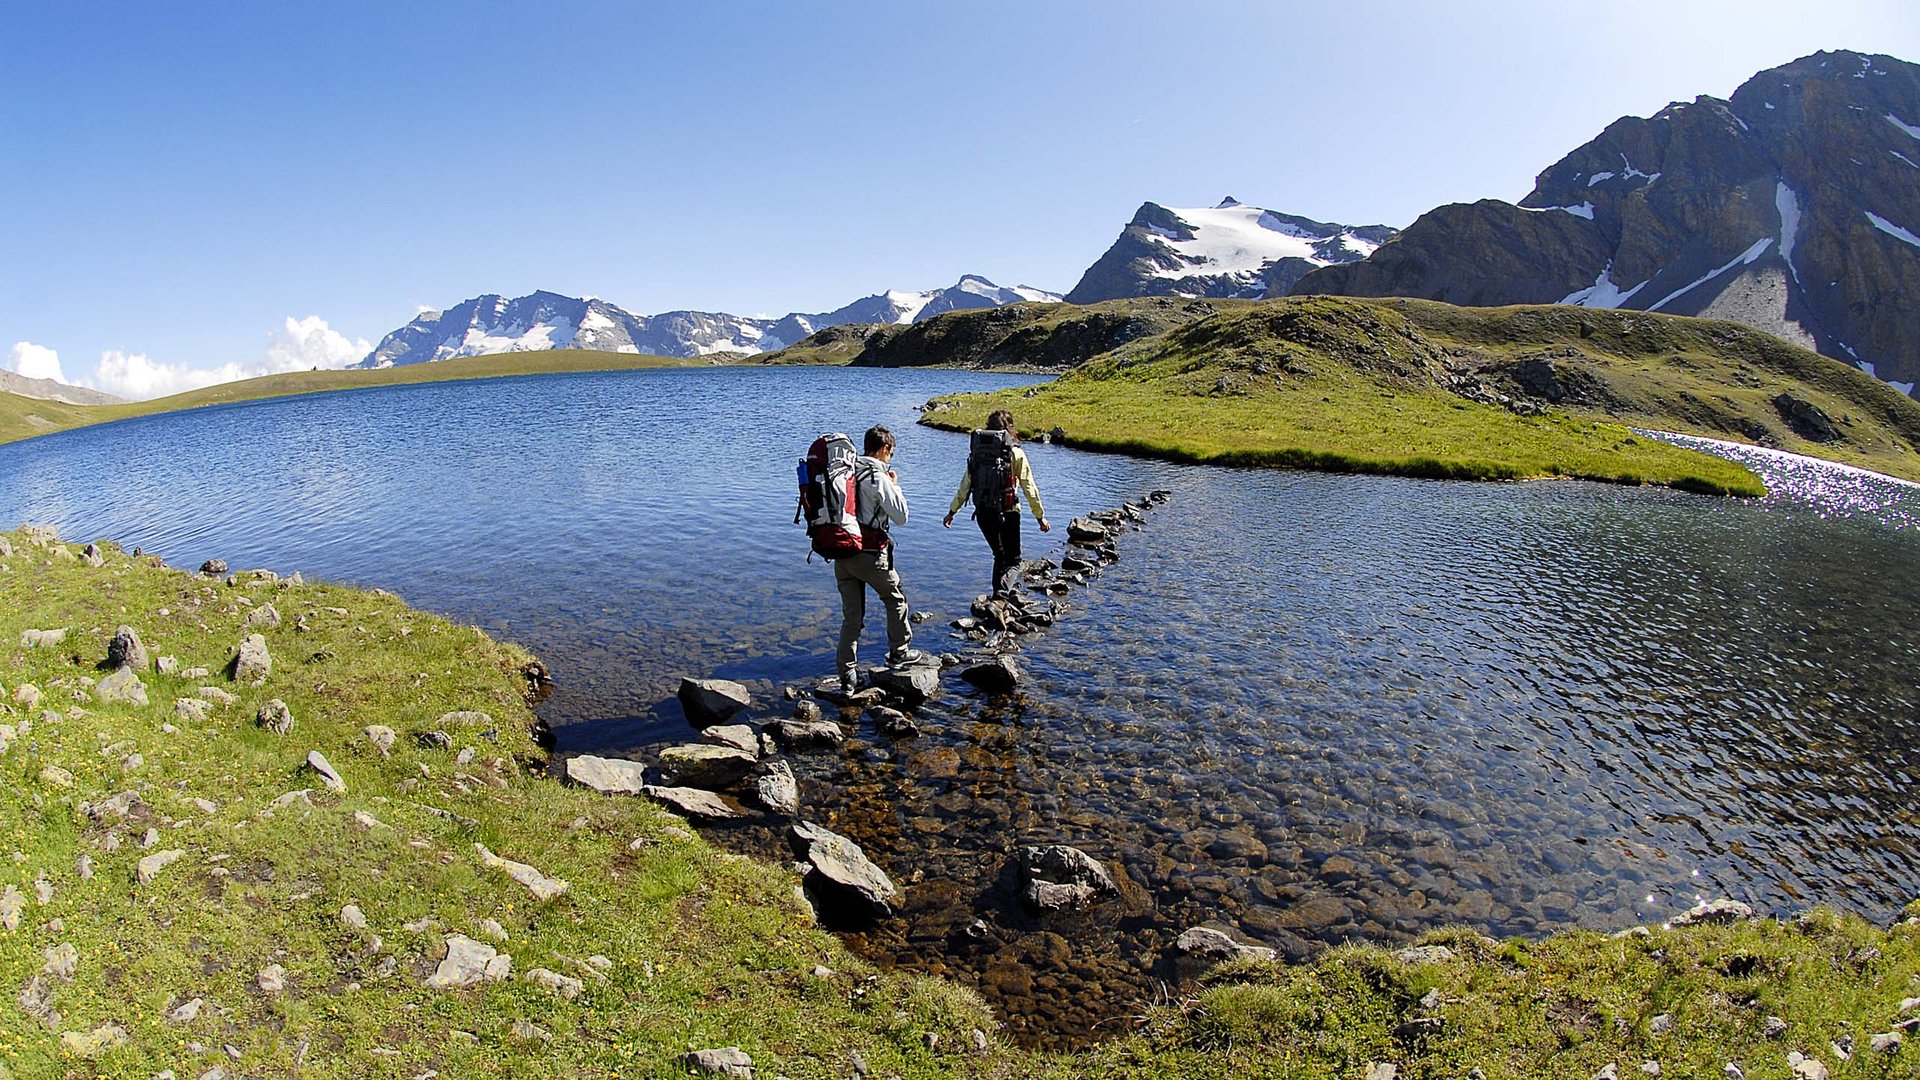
[943, 408, 1051, 596]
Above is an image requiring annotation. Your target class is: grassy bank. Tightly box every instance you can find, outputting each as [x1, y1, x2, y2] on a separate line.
[0, 350, 713, 447]
[920, 297, 1920, 494]
[0, 529, 1002, 1079]
[5, 529, 1919, 1078]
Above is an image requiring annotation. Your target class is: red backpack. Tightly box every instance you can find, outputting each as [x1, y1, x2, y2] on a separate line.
[795, 433, 865, 560]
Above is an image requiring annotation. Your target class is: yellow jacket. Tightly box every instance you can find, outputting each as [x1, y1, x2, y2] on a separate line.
[949, 445, 1045, 520]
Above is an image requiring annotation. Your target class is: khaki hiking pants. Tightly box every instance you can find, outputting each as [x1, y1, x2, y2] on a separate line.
[835, 545, 912, 687]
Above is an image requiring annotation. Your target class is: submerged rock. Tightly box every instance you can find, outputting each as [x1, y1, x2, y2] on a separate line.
[1175, 926, 1278, 964]
[1017, 844, 1119, 912]
[656, 744, 757, 789]
[961, 656, 1022, 694]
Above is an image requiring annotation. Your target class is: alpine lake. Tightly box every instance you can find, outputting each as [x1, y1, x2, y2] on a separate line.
[4, 365, 1918, 1049]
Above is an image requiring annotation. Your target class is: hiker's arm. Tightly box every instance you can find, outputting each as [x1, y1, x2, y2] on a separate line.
[1017, 450, 1048, 529]
[876, 470, 909, 525]
[945, 470, 972, 525]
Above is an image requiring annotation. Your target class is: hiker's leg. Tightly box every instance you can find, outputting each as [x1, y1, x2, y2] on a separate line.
[975, 510, 1010, 593]
[869, 547, 912, 655]
[835, 559, 865, 688]
[1000, 513, 1023, 591]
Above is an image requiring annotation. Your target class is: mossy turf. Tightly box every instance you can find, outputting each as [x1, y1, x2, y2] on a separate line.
[0, 530, 1002, 1079]
[921, 297, 1920, 495]
[0, 350, 715, 448]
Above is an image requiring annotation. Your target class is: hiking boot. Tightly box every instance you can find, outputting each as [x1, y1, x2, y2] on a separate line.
[886, 648, 927, 667]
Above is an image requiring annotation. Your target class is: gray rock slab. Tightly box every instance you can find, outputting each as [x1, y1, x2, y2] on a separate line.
[790, 821, 898, 917]
[678, 677, 753, 727]
[566, 754, 649, 794]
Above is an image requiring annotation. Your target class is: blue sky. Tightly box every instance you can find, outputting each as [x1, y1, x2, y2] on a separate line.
[5, 1, 1919, 398]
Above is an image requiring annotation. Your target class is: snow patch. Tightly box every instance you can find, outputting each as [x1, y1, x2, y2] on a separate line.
[1587, 171, 1617, 187]
[1764, 102, 1776, 110]
[1647, 238, 1775, 312]
[1893, 151, 1919, 169]
[1775, 182, 1805, 291]
[1867, 212, 1920, 249]
[1520, 202, 1595, 218]
[1896, 381, 1917, 396]
[1137, 203, 1380, 282]
[1559, 263, 1648, 309]
[1887, 114, 1920, 141]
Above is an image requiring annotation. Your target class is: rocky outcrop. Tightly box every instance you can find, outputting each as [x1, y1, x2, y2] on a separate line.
[1297, 50, 1920, 395]
[837, 297, 1221, 370]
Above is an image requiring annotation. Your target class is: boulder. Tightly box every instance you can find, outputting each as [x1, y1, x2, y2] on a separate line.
[1773, 393, 1841, 443]
[199, 559, 228, 576]
[243, 604, 282, 631]
[642, 785, 745, 820]
[680, 1047, 755, 1079]
[1066, 517, 1111, 544]
[867, 662, 940, 709]
[106, 625, 148, 671]
[961, 657, 1022, 694]
[767, 718, 845, 751]
[755, 761, 799, 815]
[791, 698, 825, 723]
[1017, 844, 1119, 912]
[1673, 898, 1757, 926]
[427, 935, 512, 990]
[678, 677, 753, 728]
[566, 754, 650, 794]
[789, 821, 898, 918]
[700, 724, 761, 756]
[656, 744, 757, 790]
[232, 634, 271, 684]
[95, 667, 149, 707]
[870, 706, 919, 738]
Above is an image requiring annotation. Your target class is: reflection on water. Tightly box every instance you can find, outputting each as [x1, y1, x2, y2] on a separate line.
[3, 369, 1917, 1048]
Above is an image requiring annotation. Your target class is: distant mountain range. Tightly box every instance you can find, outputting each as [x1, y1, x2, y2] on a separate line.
[1065, 199, 1395, 303]
[1294, 49, 1920, 395]
[0, 370, 121, 405]
[356, 276, 1059, 368]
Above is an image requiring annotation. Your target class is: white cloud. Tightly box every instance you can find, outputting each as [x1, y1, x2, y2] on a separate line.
[264, 315, 372, 372]
[6, 341, 67, 383]
[78, 316, 374, 401]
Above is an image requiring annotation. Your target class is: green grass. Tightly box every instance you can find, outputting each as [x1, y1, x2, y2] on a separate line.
[921, 298, 1773, 496]
[5, 528, 1918, 1077]
[0, 529, 1003, 1079]
[0, 350, 723, 448]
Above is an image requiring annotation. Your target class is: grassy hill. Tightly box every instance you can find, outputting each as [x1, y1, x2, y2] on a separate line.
[5, 529, 1918, 1078]
[920, 296, 1920, 494]
[0, 350, 711, 447]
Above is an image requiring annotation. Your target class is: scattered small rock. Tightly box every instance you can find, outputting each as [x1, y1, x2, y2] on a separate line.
[566, 754, 649, 794]
[510, 1019, 552, 1043]
[415, 730, 452, 750]
[1, 884, 26, 930]
[305, 750, 347, 792]
[524, 967, 584, 999]
[60, 1022, 130, 1058]
[166, 997, 205, 1024]
[200, 559, 228, 575]
[1393, 945, 1457, 966]
[1017, 844, 1119, 912]
[767, 718, 844, 751]
[243, 604, 282, 631]
[426, 934, 511, 990]
[656, 743, 757, 789]
[341, 904, 367, 931]
[474, 918, 508, 943]
[257, 699, 294, 735]
[136, 849, 185, 885]
[96, 666, 150, 707]
[255, 964, 288, 994]
[960, 656, 1022, 694]
[1673, 899, 1757, 926]
[679, 1046, 754, 1078]
[363, 725, 396, 757]
[21, 627, 69, 648]
[107, 625, 149, 671]
[231, 634, 271, 684]
[174, 698, 213, 722]
[1175, 926, 1277, 964]
[474, 843, 569, 900]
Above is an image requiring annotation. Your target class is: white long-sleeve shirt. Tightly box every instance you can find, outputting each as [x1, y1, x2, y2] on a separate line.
[855, 456, 908, 530]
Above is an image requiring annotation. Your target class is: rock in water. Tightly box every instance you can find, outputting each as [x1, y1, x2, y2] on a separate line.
[755, 761, 799, 815]
[1175, 926, 1278, 964]
[767, 718, 845, 751]
[700, 724, 761, 756]
[656, 744, 757, 789]
[867, 662, 940, 709]
[232, 634, 271, 684]
[106, 625, 148, 671]
[789, 821, 898, 918]
[1674, 898, 1757, 926]
[678, 677, 753, 728]
[199, 559, 228, 575]
[566, 754, 649, 794]
[960, 657, 1022, 694]
[1017, 844, 1119, 912]
[95, 667, 149, 707]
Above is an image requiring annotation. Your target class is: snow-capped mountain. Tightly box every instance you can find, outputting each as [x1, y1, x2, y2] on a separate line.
[1296, 49, 1920, 396]
[356, 277, 1062, 368]
[1065, 199, 1397, 303]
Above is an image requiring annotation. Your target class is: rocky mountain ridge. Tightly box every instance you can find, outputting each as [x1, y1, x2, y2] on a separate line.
[0, 370, 121, 405]
[1294, 49, 1920, 396]
[357, 277, 1060, 368]
[1066, 199, 1395, 304]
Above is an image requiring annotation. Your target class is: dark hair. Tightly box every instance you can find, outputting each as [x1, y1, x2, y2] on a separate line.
[987, 409, 1017, 442]
[864, 425, 895, 456]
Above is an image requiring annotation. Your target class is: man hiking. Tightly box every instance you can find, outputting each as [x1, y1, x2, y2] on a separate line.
[943, 409, 1051, 595]
[835, 425, 922, 694]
